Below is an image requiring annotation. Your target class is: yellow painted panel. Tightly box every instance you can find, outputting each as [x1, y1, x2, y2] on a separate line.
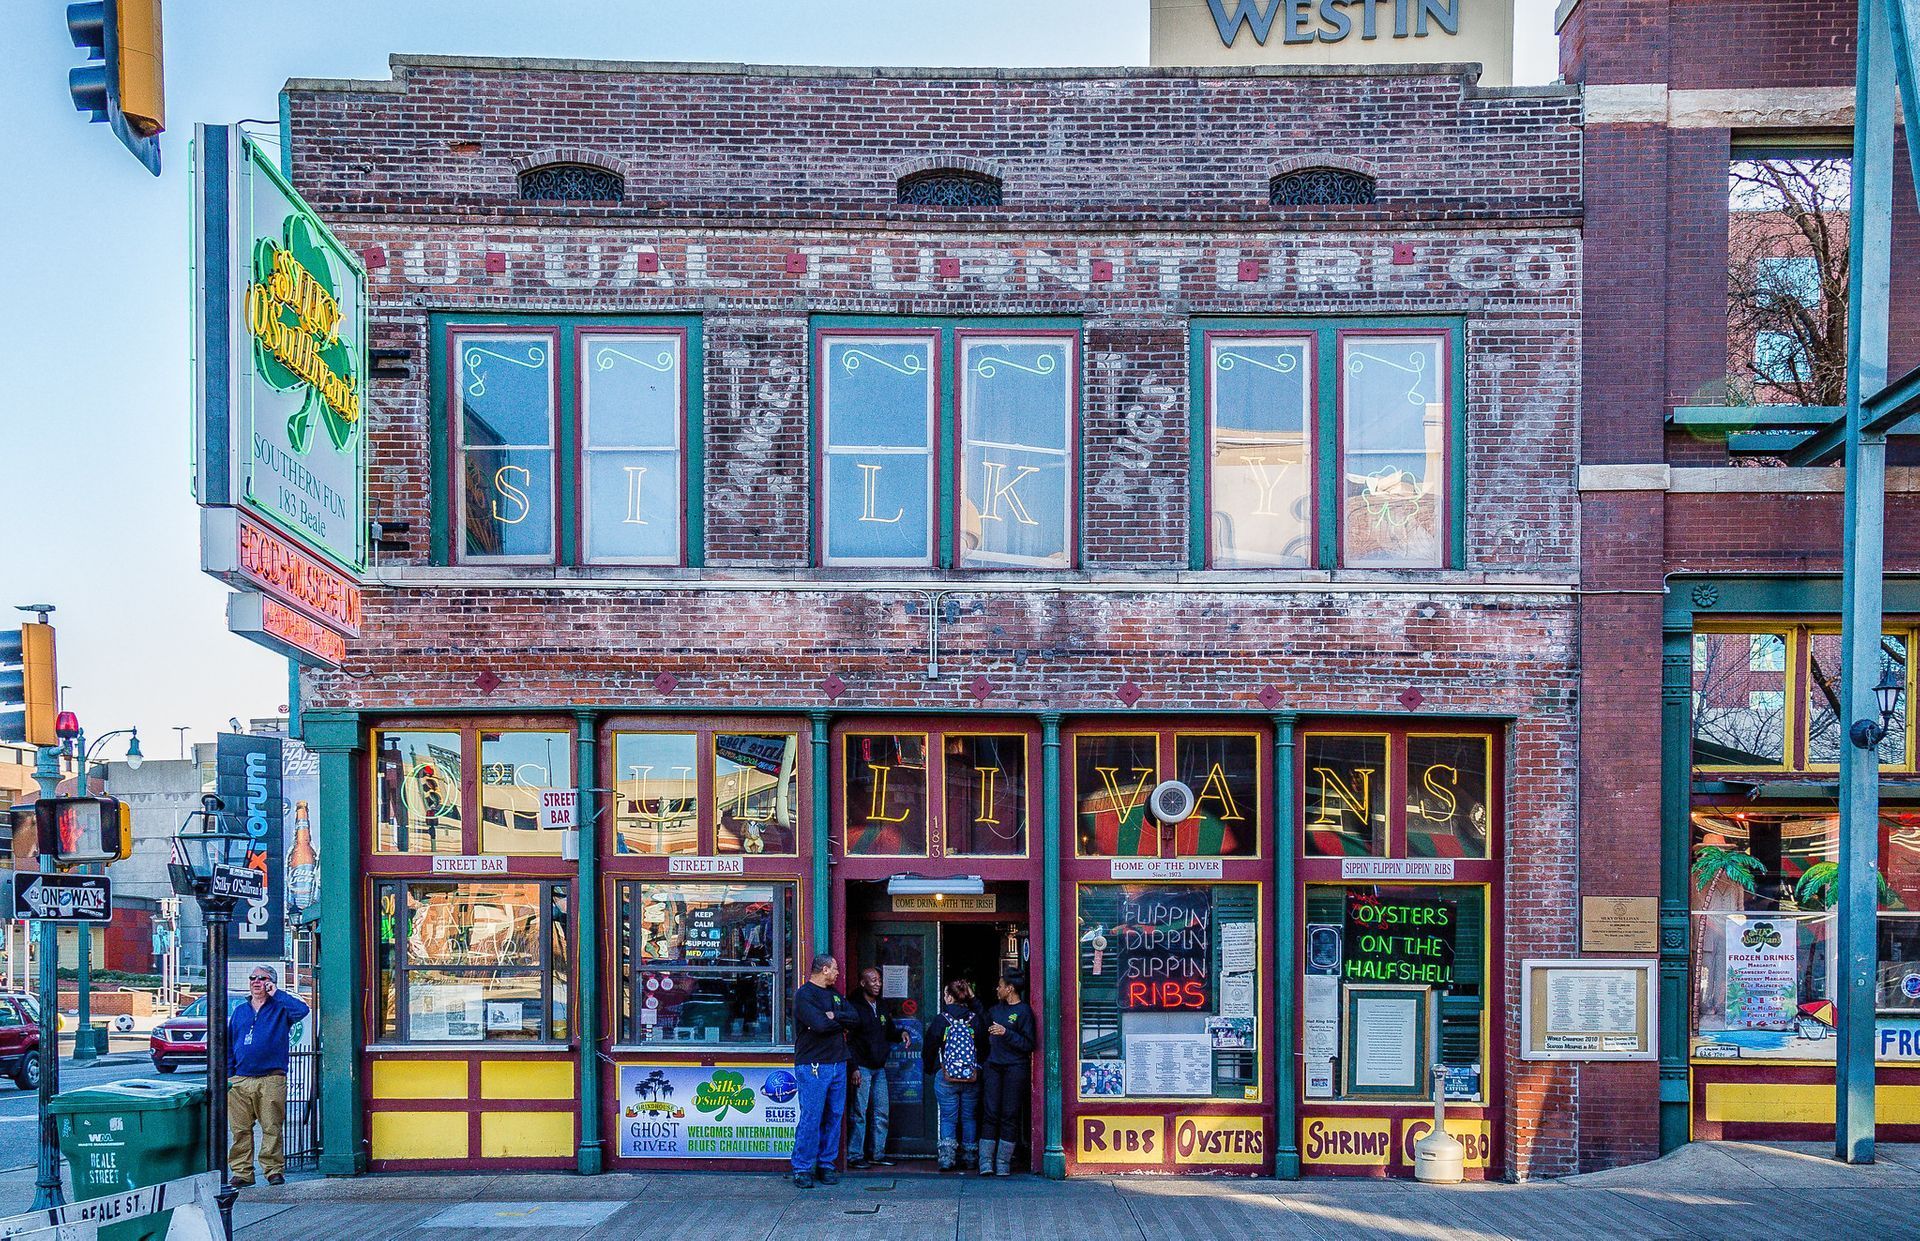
[1076, 1116, 1166, 1165]
[481, 1110, 574, 1158]
[480, 1059, 575, 1101]
[371, 1110, 468, 1160]
[371, 1059, 468, 1101]
[1705, 1083, 1920, 1125]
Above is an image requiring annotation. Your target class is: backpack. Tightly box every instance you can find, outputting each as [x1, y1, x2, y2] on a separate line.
[939, 1010, 978, 1085]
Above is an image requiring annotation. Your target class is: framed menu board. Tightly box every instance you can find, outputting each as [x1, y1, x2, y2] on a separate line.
[1340, 984, 1432, 1099]
[1520, 959, 1656, 1061]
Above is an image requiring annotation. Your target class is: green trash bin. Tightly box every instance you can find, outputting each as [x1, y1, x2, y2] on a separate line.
[50, 1078, 209, 1241]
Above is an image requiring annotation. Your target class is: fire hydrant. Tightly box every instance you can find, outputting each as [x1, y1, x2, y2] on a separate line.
[1413, 1065, 1466, 1184]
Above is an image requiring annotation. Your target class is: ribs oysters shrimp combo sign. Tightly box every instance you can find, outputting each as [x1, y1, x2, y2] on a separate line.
[194, 123, 365, 668]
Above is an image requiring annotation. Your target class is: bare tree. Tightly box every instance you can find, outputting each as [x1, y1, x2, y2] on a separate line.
[1727, 155, 1852, 408]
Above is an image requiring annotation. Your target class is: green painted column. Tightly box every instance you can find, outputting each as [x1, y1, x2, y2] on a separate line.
[574, 710, 603, 1175]
[1040, 712, 1065, 1180]
[1270, 712, 1301, 1179]
[303, 710, 366, 1176]
[809, 710, 831, 953]
[1658, 612, 1694, 1154]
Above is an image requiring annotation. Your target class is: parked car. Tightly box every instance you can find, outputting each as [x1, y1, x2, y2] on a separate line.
[0, 992, 43, 1089]
[150, 997, 208, 1073]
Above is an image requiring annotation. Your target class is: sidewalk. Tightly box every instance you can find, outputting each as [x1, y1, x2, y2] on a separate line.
[219, 1143, 1920, 1240]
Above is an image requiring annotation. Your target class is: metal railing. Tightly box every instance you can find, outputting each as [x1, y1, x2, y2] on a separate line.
[284, 1049, 320, 1172]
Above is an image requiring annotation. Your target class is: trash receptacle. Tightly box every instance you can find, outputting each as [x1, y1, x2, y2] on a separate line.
[50, 1078, 208, 1241]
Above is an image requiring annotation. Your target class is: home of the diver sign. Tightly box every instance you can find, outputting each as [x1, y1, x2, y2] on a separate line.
[1151, 0, 1514, 86]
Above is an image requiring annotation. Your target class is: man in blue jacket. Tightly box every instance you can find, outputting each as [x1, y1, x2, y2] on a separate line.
[228, 965, 310, 1188]
[788, 953, 849, 1188]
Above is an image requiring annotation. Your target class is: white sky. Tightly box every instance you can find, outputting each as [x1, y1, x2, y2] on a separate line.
[0, 2, 1560, 754]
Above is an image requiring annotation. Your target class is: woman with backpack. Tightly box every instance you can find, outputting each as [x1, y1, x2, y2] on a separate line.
[978, 970, 1036, 1177]
[921, 978, 981, 1173]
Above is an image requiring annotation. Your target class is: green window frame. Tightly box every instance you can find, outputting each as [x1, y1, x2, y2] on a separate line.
[430, 313, 705, 566]
[1189, 317, 1468, 570]
[810, 315, 1082, 569]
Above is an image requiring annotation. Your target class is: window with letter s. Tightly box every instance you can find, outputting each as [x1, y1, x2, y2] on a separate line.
[440, 318, 701, 566]
[816, 322, 1076, 569]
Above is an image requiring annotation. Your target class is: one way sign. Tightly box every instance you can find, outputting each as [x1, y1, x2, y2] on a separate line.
[12, 873, 112, 923]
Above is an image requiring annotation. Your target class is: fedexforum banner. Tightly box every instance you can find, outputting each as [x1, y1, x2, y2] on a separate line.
[216, 732, 285, 960]
[193, 122, 366, 667]
[1151, 0, 1515, 84]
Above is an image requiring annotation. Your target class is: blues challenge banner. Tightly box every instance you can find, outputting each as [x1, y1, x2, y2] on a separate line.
[616, 1064, 799, 1159]
[216, 733, 284, 959]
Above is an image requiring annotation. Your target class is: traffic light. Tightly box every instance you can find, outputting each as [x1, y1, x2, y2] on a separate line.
[0, 624, 57, 748]
[18, 798, 132, 866]
[67, 0, 164, 175]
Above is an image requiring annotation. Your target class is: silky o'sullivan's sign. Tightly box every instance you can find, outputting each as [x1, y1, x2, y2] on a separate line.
[193, 123, 367, 578]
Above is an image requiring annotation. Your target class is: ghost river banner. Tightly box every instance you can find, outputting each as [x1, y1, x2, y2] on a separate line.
[616, 1064, 800, 1159]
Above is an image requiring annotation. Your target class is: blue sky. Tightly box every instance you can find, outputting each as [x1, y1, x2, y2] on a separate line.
[0, 1, 1558, 755]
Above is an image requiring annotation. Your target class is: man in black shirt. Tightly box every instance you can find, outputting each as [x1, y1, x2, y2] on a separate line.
[789, 953, 850, 1188]
[845, 966, 909, 1169]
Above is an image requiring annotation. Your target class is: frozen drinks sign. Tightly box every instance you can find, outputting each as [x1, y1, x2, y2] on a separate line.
[194, 123, 367, 577]
[617, 1065, 799, 1160]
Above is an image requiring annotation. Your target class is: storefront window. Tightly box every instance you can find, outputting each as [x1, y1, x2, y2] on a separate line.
[374, 880, 570, 1043]
[1340, 333, 1447, 568]
[1074, 734, 1160, 858]
[1207, 334, 1313, 568]
[1806, 631, 1910, 767]
[1689, 808, 1920, 1059]
[1404, 735, 1491, 860]
[613, 881, 795, 1047]
[1172, 734, 1258, 857]
[1304, 734, 1387, 857]
[844, 733, 930, 855]
[1075, 883, 1261, 1101]
[373, 730, 464, 854]
[613, 732, 700, 855]
[714, 733, 801, 855]
[479, 730, 571, 856]
[1692, 630, 1789, 767]
[1303, 883, 1487, 1101]
[943, 734, 1028, 856]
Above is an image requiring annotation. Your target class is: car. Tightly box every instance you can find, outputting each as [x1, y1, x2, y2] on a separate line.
[0, 992, 44, 1090]
[150, 997, 208, 1073]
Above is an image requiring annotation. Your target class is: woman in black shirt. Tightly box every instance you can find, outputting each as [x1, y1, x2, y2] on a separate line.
[978, 970, 1036, 1177]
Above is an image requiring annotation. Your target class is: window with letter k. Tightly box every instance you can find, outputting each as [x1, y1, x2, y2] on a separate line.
[815, 320, 1078, 569]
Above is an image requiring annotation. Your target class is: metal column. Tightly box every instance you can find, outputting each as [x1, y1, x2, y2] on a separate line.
[574, 710, 604, 1175]
[1040, 713, 1065, 1179]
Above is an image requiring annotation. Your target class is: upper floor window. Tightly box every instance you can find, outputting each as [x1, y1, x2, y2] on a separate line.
[1270, 167, 1377, 207]
[1728, 149, 1849, 407]
[373, 724, 574, 858]
[1693, 624, 1913, 771]
[440, 318, 700, 566]
[816, 323, 1077, 569]
[897, 169, 1003, 208]
[610, 722, 805, 858]
[518, 163, 624, 202]
[1197, 321, 1460, 570]
[1302, 727, 1496, 861]
[1071, 728, 1262, 859]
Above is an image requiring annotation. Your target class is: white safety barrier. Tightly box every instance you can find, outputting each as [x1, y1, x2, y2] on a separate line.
[0, 1172, 222, 1241]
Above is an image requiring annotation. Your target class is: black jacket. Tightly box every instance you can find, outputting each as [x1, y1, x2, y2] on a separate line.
[922, 1001, 981, 1074]
[985, 1000, 1037, 1065]
[793, 981, 849, 1064]
[845, 993, 897, 1070]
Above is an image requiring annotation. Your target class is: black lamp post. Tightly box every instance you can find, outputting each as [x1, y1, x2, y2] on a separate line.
[1848, 667, 1907, 751]
[169, 794, 251, 1239]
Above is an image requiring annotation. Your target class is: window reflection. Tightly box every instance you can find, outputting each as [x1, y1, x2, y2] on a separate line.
[1209, 337, 1312, 568]
[714, 734, 800, 855]
[1340, 335, 1446, 568]
[479, 731, 571, 856]
[614, 732, 700, 855]
[1304, 734, 1387, 857]
[944, 734, 1028, 856]
[1074, 735, 1160, 858]
[1692, 631, 1789, 766]
[374, 731, 464, 854]
[844, 734, 929, 855]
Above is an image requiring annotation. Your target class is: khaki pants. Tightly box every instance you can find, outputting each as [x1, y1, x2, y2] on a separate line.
[228, 1072, 288, 1183]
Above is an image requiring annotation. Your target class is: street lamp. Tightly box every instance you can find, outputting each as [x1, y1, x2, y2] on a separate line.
[1849, 668, 1907, 750]
[170, 793, 250, 1239]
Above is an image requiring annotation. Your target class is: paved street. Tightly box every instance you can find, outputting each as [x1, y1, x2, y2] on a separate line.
[213, 1143, 1920, 1240]
[0, 1052, 182, 1174]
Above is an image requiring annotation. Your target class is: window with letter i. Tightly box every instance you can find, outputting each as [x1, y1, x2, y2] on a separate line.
[1298, 724, 1499, 1112]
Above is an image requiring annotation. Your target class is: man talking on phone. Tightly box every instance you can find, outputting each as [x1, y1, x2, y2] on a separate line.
[228, 965, 310, 1187]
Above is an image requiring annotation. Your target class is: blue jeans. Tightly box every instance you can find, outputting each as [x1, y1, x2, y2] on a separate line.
[848, 1065, 891, 1161]
[790, 1060, 847, 1175]
[934, 1074, 977, 1148]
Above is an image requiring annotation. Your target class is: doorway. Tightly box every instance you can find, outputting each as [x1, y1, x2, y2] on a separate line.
[851, 914, 1028, 1161]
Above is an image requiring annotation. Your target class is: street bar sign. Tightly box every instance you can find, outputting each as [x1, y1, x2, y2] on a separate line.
[11, 873, 112, 922]
[192, 123, 367, 576]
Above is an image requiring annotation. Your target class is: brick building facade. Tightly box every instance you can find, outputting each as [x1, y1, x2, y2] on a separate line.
[1561, 0, 1920, 1168]
[283, 54, 1594, 1179]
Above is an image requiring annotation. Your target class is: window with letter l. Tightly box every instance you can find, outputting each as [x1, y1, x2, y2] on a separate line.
[815, 320, 1077, 569]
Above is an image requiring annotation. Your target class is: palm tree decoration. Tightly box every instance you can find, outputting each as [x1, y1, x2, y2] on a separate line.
[1792, 862, 1903, 911]
[1691, 844, 1766, 895]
